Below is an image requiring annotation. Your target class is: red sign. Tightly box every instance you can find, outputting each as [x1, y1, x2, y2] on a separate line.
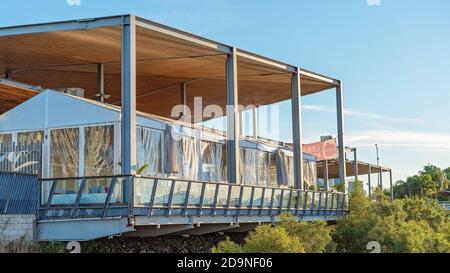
[303, 139, 338, 161]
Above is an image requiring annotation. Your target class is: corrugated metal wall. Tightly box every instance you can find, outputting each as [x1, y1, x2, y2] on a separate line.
[0, 173, 38, 214]
[0, 144, 40, 215]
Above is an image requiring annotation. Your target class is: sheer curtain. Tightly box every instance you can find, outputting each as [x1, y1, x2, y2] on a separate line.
[50, 128, 79, 178]
[84, 126, 114, 176]
[240, 148, 258, 185]
[137, 127, 162, 177]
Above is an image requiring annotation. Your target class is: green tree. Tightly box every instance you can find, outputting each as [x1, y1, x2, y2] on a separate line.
[421, 165, 449, 191]
[278, 214, 333, 253]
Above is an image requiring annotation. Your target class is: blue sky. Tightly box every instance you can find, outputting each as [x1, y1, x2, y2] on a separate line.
[1, 0, 450, 185]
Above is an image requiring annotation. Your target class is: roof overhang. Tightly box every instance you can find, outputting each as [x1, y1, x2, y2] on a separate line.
[0, 15, 339, 118]
[317, 159, 391, 179]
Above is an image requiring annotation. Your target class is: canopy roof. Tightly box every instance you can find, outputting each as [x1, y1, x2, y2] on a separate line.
[317, 159, 391, 179]
[0, 15, 338, 118]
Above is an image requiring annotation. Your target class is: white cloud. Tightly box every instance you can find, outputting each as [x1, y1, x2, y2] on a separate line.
[303, 104, 424, 123]
[66, 0, 81, 6]
[367, 0, 382, 6]
[346, 129, 450, 152]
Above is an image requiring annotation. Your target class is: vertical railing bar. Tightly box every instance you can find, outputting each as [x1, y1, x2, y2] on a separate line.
[72, 178, 87, 219]
[269, 188, 275, 217]
[198, 182, 207, 217]
[147, 179, 158, 217]
[248, 186, 255, 217]
[310, 191, 316, 215]
[295, 190, 301, 216]
[225, 184, 233, 217]
[279, 189, 284, 215]
[182, 181, 192, 217]
[259, 188, 266, 217]
[317, 192, 323, 215]
[330, 193, 335, 215]
[165, 180, 176, 217]
[303, 191, 308, 216]
[211, 183, 220, 217]
[336, 194, 340, 214]
[287, 189, 293, 213]
[182, 181, 192, 216]
[236, 186, 245, 216]
[102, 177, 117, 218]
[324, 192, 329, 215]
[46, 179, 58, 210]
[3, 172, 16, 214]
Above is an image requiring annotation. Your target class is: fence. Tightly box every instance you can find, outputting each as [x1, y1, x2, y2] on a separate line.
[0, 143, 41, 215]
[38, 175, 349, 220]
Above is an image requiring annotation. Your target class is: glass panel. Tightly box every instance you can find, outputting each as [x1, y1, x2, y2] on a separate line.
[263, 188, 272, 207]
[50, 179, 82, 205]
[229, 186, 241, 207]
[253, 187, 263, 207]
[134, 178, 155, 206]
[216, 184, 229, 207]
[137, 127, 162, 177]
[17, 131, 44, 146]
[40, 180, 54, 206]
[50, 128, 79, 178]
[188, 182, 203, 206]
[110, 177, 125, 204]
[273, 189, 282, 208]
[80, 178, 113, 205]
[283, 190, 291, 208]
[291, 191, 300, 209]
[306, 192, 313, 210]
[0, 133, 12, 148]
[202, 183, 217, 207]
[200, 142, 226, 182]
[153, 179, 172, 206]
[172, 181, 189, 206]
[241, 187, 253, 208]
[84, 126, 114, 176]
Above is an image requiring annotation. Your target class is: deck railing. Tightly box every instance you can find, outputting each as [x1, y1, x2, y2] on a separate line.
[38, 175, 349, 220]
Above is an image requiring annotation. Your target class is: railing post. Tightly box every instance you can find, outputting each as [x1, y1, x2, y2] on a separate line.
[147, 179, 158, 217]
[211, 183, 220, 216]
[102, 177, 117, 218]
[71, 178, 86, 219]
[182, 181, 192, 217]
[259, 188, 266, 217]
[165, 180, 176, 217]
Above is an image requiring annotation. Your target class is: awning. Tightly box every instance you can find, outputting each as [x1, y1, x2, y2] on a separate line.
[317, 159, 391, 179]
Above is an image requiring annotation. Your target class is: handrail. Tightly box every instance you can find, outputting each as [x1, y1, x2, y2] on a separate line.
[37, 175, 349, 221]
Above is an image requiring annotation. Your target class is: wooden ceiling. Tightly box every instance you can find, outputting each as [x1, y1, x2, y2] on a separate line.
[316, 159, 391, 179]
[0, 81, 39, 114]
[0, 25, 336, 118]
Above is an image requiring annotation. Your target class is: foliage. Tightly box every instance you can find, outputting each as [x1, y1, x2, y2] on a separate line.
[278, 214, 333, 253]
[333, 180, 450, 253]
[213, 224, 304, 253]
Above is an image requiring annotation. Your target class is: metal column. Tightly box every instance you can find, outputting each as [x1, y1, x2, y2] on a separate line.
[324, 160, 329, 190]
[336, 83, 347, 193]
[291, 68, 304, 190]
[252, 107, 258, 139]
[226, 47, 240, 184]
[97, 63, 105, 103]
[353, 148, 358, 182]
[379, 167, 383, 190]
[368, 164, 372, 198]
[389, 169, 394, 202]
[121, 15, 137, 176]
[181, 82, 188, 121]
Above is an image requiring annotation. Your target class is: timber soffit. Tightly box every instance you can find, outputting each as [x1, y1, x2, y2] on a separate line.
[0, 14, 340, 86]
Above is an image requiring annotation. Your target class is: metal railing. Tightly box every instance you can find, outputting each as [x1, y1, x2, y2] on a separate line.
[438, 201, 450, 210]
[38, 175, 349, 220]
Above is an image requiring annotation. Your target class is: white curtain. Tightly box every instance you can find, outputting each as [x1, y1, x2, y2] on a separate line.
[137, 127, 162, 177]
[200, 141, 225, 182]
[84, 126, 114, 176]
[50, 128, 79, 178]
[240, 148, 258, 185]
